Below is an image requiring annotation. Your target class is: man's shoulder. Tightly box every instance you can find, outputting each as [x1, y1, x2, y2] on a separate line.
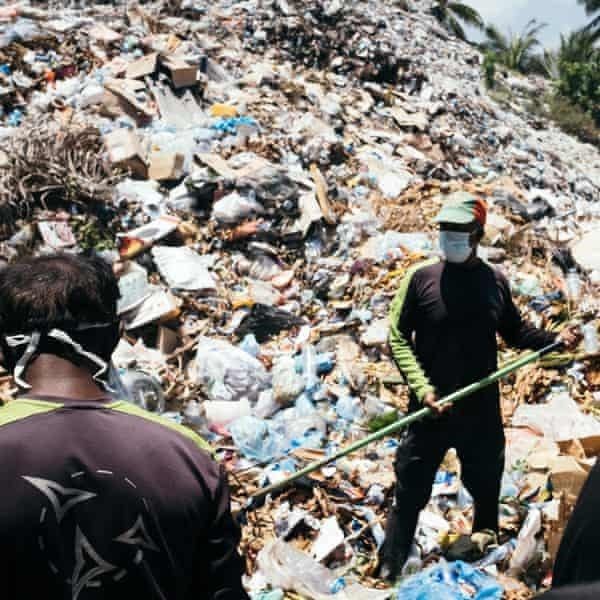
[405, 256, 441, 280]
[0, 397, 62, 428]
[0, 398, 212, 457]
[480, 260, 510, 287]
[108, 400, 213, 455]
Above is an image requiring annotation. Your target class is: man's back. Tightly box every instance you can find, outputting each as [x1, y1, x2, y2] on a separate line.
[0, 395, 247, 600]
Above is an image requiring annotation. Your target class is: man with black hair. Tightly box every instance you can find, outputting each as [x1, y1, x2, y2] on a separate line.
[378, 193, 580, 581]
[0, 253, 249, 600]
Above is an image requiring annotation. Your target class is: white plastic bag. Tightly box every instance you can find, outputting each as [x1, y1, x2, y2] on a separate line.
[272, 356, 305, 405]
[192, 337, 270, 403]
[152, 246, 217, 293]
[212, 191, 264, 223]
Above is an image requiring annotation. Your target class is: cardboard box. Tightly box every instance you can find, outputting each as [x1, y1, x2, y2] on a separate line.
[161, 57, 197, 88]
[104, 129, 147, 179]
[549, 455, 591, 498]
[148, 152, 185, 181]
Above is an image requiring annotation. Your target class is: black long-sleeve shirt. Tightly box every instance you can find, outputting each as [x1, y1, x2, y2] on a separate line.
[389, 258, 557, 414]
[0, 395, 249, 600]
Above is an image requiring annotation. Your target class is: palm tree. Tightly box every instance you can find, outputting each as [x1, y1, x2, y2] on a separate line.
[483, 20, 546, 74]
[430, 1, 484, 40]
[542, 29, 599, 79]
[578, 0, 600, 33]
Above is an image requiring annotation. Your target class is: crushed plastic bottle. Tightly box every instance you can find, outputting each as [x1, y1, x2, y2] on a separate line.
[583, 322, 599, 354]
[301, 344, 320, 392]
[566, 268, 582, 302]
[509, 508, 542, 571]
[110, 368, 165, 414]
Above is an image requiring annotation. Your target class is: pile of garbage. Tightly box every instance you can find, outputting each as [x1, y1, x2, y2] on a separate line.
[0, 1, 599, 598]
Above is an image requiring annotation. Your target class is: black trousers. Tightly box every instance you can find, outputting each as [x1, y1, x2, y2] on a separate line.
[379, 410, 505, 570]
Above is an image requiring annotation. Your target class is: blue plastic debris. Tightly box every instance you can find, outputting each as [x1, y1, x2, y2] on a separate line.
[397, 560, 502, 600]
[211, 116, 258, 134]
[8, 108, 22, 126]
[330, 578, 347, 594]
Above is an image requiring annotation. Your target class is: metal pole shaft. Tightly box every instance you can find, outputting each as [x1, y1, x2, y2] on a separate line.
[250, 341, 561, 503]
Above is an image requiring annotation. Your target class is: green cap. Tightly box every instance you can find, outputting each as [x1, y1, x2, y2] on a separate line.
[433, 191, 487, 226]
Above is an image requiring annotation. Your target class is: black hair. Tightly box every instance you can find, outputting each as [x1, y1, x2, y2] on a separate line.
[0, 253, 119, 333]
[0, 253, 121, 367]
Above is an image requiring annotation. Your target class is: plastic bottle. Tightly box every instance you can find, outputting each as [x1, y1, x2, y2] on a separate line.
[475, 540, 516, 568]
[566, 268, 582, 302]
[301, 344, 319, 392]
[402, 543, 423, 576]
[583, 322, 599, 355]
[111, 368, 165, 413]
[509, 508, 542, 571]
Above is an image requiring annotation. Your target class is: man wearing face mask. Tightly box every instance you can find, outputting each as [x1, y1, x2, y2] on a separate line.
[378, 193, 579, 581]
[0, 253, 249, 600]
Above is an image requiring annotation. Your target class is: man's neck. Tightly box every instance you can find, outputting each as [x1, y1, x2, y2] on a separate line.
[20, 354, 107, 401]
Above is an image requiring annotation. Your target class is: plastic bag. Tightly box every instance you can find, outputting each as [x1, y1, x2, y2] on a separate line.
[239, 333, 261, 357]
[336, 397, 364, 422]
[192, 337, 270, 403]
[257, 539, 390, 600]
[512, 391, 600, 441]
[205, 398, 252, 428]
[271, 397, 326, 453]
[235, 304, 304, 343]
[152, 246, 216, 293]
[397, 559, 502, 600]
[229, 416, 285, 463]
[212, 191, 264, 223]
[253, 389, 280, 419]
[272, 356, 305, 405]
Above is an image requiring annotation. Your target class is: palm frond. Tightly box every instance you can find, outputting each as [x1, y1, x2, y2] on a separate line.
[447, 2, 484, 29]
[431, 1, 483, 38]
[446, 15, 466, 40]
[578, 0, 600, 16]
[483, 24, 509, 53]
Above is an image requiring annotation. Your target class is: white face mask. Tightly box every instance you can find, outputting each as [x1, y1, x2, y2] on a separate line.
[439, 230, 473, 264]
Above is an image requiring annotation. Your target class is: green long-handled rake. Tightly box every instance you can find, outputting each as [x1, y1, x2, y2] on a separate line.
[246, 340, 562, 510]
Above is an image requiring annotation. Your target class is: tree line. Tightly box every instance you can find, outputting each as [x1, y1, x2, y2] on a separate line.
[430, 0, 600, 132]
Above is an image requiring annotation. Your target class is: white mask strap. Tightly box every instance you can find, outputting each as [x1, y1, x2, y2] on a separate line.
[5, 332, 41, 389]
[4, 329, 110, 390]
[47, 329, 108, 383]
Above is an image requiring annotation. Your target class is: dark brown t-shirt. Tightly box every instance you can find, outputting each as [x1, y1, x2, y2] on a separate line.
[0, 395, 249, 600]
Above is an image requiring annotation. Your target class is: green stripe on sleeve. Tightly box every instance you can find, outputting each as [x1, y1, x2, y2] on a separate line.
[389, 259, 438, 403]
[0, 398, 63, 427]
[108, 401, 212, 453]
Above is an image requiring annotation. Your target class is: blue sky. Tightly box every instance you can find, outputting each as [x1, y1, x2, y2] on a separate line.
[466, 0, 590, 48]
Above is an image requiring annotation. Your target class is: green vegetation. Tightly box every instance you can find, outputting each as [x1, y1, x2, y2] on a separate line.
[578, 0, 600, 34]
[430, 0, 484, 40]
[482, 51, 496, 89]
[482, 20, 546, 75]
[532, 95, 600, 147]
[473, 6, 600, 146]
